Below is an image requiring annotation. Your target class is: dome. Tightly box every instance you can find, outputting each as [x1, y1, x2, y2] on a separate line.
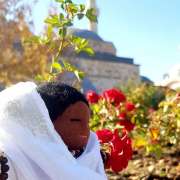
[163, 64, 180, 81]
[69, 29, 103, 42]
[161, 64, 180, 89]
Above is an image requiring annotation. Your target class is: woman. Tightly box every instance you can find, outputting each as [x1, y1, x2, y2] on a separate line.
[0, 82, 107, 180]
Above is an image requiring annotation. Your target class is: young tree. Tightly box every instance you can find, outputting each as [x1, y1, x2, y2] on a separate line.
[0, 0, 97, 86]
[27, 0, 97, 84]
[0, 1, 49, 85]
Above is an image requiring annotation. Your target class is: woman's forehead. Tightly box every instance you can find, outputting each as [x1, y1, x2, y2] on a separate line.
[64, 101, 90, 116]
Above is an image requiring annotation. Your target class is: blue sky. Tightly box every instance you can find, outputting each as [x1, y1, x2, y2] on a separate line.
[33, 0, 180, 83]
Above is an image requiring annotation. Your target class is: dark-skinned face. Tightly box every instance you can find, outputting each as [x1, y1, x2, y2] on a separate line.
[53, 101, 90, 151]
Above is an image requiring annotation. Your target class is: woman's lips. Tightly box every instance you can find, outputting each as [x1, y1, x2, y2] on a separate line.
[79, 135, 89, 142]
[80, 135, 89, 139]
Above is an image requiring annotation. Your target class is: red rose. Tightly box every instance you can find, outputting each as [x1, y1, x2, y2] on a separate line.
[125, 102, 135, 111]
[118, 112, 127, 120]
[118, 120, 135, 132]
[124, 142, 133, 160]
[108, 151, 128, 172]
[96, 129, 113, 143]
[86, 90, 100, 104]
[102, 88, 126, 107]
[121, 135, 133, 160]
[107, 129, 132, 172]
[111, 131, 124, 153]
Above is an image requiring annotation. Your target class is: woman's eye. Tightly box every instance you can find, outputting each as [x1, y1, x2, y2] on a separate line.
[70, 118, 81, 122]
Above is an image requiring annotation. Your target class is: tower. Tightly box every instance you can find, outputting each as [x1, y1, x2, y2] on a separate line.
[87, 0, 99, 34]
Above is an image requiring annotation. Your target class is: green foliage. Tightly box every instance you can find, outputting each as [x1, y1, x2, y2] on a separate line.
[86, 8, 98, 22]
[71, 36, 94, 55]
[90, 101, 119, 131]
[151, 93, 180, 147]
[123, 83, 180, 156]
[125, 84, 166, 126]
[26, 0, 97, 83]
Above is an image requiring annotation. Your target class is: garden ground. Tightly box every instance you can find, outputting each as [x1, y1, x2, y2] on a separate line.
[107, 146, 180, 180]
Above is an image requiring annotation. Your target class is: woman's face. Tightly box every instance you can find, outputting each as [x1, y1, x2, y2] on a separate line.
[53, 101, 90, 150]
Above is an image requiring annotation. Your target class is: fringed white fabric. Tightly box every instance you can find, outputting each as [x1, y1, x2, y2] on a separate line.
[0, 82, 107, 180]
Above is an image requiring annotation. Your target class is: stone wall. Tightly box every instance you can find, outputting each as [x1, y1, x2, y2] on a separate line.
[76, 58, 140, 92]
[88, 40, 116, 55]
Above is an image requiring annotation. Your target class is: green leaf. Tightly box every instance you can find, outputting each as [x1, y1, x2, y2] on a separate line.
[40, 37, 50, 45]
[61, 3, 65, 9]
[47, 25, 53, 39]
[77, 13, 84, 20]
[74, 70, 85, 81]
[44, 15, 61, 27]
[86, 8, 98, 22]
[134, 136, 148, 148]
[52, 62, 63, 72]
[55, 0, 65, 3]
[62, 61, 85, 82]
[71, 36, 94, 55]
[65, 0, 72, 3]
[79, 4, 85, 12]
[68, 3, 78, 14]
[59, 13, 64, 21]
[59, 27, 67, 38]
[82, 47, 94, 56]
[63, 20, 73, 27]
[71, 36, 82, 44]
[79, 39, 88, 49]
[146, 144, 162, 158]
[63, 60, 75, 71]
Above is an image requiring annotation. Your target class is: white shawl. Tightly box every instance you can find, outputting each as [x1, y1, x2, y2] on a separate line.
[0, 82, 107, 180]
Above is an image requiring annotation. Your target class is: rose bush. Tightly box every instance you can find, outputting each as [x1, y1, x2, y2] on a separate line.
[87, 84, 180, 173]
[149, 91, 180, 147]
[123, 83, 172, 156]
[86, 88, 136, 173]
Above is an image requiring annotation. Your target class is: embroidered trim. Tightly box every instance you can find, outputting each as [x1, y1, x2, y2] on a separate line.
[70, 148, 84, 158]
[0, 152, 9, 180]
[100, 150, 109, 165]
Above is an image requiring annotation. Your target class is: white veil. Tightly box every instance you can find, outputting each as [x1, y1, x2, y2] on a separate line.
[0, 82, 107, 180]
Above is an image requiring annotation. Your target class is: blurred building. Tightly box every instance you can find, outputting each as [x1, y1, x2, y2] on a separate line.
[9, 0, 141, 92]
[141, 76, 153, 84]
[62, 0, 140, 92]
[161, 64, 180, 90]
